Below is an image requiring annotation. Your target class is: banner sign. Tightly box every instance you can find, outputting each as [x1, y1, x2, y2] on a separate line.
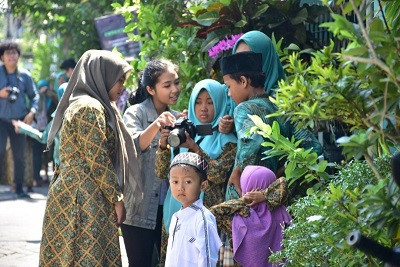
[94, 13, 140, 60]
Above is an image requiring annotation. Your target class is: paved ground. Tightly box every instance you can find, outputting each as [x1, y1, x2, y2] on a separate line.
[0, 182, 128, 267]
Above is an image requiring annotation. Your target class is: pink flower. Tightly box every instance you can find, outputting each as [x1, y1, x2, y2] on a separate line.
[208, 33, 244, 59]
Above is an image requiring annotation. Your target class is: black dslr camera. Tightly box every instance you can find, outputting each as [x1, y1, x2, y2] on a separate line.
[8, 86, 20, 103]
[166, 117, 213, 147]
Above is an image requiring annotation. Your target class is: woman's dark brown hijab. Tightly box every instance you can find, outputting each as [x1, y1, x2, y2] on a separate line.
[48, 50, 142, 201]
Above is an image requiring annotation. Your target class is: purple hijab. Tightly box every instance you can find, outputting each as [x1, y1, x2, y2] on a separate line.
[232, 166, 292, 267]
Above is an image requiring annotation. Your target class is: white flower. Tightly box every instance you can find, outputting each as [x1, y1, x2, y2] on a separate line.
[306, 215, 323, 222]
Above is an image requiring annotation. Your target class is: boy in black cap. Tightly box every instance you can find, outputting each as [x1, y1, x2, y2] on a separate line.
[220, 51, 287, 196]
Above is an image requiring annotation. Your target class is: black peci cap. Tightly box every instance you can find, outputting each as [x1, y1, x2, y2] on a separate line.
[220, 52, 263, 75]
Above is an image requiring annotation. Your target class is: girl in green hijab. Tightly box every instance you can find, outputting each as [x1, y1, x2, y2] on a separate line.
[232, 30, 285, 95]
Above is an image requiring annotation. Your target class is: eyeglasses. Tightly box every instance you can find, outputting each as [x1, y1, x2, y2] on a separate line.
[4, 50, 18, 56]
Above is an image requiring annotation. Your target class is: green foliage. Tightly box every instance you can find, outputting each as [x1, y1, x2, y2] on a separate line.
[272, 0, 400, 168]
[189, 0, 330, 52]
[119, 1, 208, 110]
[270, 156, 399, 266]
[31, 39, 64, 83]
[9, 0, 124, 58]
[248, 118, 332, 187]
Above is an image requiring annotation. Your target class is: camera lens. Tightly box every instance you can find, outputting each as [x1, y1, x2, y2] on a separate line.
[167, 128, 187, 147]
[167, 129, 182, 147]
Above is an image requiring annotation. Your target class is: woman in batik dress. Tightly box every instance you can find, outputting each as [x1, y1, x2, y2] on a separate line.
[39, 50, 142, 267]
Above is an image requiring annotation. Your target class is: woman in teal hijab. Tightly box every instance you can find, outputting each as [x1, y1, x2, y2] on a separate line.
[233, 30, 285, 95]
[188, 79, 237, 159]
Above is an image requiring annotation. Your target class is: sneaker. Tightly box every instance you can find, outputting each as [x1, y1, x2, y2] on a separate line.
[16, 192, 31, 198]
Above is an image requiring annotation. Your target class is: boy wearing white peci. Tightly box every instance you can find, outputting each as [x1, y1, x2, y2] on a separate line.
[165, 152, 222, 267]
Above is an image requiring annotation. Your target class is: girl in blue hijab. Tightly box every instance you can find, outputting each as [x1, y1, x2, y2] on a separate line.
[233, 30, 285, 95]
[155, 79, 237, 264]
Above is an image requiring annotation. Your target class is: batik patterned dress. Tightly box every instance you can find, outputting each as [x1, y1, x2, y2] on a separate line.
[39, 99, 123, 267]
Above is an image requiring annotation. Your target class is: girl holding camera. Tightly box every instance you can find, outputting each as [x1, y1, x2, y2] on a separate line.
[122, 59, 182, 267]
[155, 79, 238, 265]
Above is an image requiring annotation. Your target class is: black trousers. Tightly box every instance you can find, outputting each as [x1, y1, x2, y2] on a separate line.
[121, 205, 163, 267]
[0, 119, 26, 193]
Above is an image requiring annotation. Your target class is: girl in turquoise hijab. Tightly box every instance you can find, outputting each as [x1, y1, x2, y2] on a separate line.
[157, 80, 237, 259]
[233, 30, 285, 95]
[188, 79, 237, 158]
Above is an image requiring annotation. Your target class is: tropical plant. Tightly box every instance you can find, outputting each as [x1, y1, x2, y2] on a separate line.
[269, 156, 398, 266]
[271, 0, 400, 174]
[188, 0, 330, 55]
[248, 118, 332, 189]
[8, 0, 124, 58]
[116, 0, 208, 110]
[30, 39, 64, 83]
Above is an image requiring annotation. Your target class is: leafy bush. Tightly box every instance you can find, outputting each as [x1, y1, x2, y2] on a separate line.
[272, 0, 400, 169]
[117, 1, 208, 110]
[270, 156, 399, 266]
[248, 118, 331, 188]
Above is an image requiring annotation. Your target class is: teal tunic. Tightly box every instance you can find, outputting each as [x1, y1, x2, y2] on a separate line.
[234, 94, 322, 173]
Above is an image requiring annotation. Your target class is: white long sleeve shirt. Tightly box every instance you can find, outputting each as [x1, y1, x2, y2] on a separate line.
[165, 199, 222, 267]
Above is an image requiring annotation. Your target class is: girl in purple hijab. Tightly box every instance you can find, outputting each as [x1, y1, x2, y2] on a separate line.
[210, 166, 291, 267]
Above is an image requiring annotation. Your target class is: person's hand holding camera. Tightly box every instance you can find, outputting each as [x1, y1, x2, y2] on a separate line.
[177, 109, 188, 119]
[155, 111, 176, 129]
[159, 128, 171, 150]
[179, 131, 200, 153]
[39, 86, 49, 94]
[0, 86, 10, 98]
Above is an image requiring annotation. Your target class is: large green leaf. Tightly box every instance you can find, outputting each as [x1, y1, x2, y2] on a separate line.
[290, 8, 308, 25]
[251, 3, 269, 19]
[194, 11, 219, 27]
[200, 31, 220, 52]
[207, 2, 224, 12]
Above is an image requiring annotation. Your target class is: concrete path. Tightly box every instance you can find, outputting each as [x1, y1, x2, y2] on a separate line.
[0, 184, 128, 267]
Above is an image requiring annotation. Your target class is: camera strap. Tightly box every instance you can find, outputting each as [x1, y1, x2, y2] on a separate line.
[2, 65, 21, 87]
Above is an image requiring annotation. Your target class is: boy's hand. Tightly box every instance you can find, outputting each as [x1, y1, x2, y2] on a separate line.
[218, 115, 234, 134]
[243, 190, 266, 206]
[0, 87, 10, 98]
[23, 112, 35, 125]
